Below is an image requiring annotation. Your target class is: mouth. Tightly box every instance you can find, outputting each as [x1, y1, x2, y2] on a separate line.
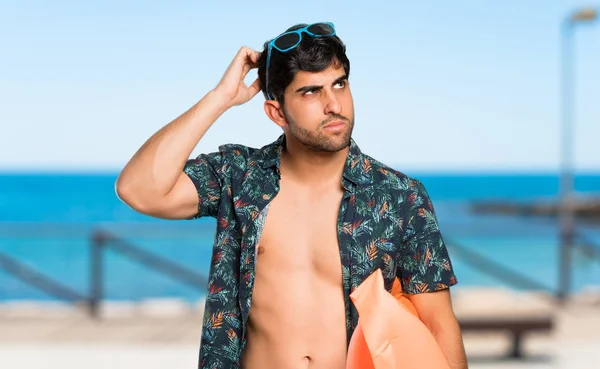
[323, 120, 346, 129]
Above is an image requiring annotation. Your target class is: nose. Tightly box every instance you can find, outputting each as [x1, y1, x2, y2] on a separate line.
[324, 90, 342, 115]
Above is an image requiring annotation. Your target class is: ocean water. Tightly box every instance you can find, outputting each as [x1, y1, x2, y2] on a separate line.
[1, 172, 599, 302]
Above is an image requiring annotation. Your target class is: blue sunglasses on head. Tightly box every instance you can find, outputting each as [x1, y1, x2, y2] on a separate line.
[265, 22, 336, 100]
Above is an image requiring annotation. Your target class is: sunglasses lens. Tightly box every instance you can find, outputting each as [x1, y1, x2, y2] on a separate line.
[274, 33, 301, 50]
[307, 23, 334, 35]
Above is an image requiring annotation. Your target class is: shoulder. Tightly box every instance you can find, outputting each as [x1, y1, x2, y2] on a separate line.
[215, 143, 256, 164]
[203, 137, 282, 174]
[186, 143, 255, 173]
[214, 142, 256, 157]
[210, 138, 271, 161]
[361, 155, 438, 220]
[361, 153, 424, 193]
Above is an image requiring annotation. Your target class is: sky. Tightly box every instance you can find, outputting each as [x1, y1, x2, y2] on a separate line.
[1, 0, 599, 173]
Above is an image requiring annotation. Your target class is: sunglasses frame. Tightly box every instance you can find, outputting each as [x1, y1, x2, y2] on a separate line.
[265, 22, 336, 100]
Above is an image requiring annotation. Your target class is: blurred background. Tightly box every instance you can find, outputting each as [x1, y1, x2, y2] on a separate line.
[1, 1, 599, 368]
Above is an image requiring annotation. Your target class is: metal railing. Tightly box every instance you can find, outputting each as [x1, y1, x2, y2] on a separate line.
[88, 230, 208, 317]
[446, 241, 554, 293]
[575, 232, 600, 261]
[0, 250, 86, 303]
[556, 231, 600, 302]
[0, 225, 598, 315]
[0, 228, 209, 317]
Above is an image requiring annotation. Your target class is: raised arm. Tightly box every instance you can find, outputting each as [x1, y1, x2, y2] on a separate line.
[115, 47, 261, 219]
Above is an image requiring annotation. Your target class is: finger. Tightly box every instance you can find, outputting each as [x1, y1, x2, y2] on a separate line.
[238, 46, 258, 63]
[232, 47, 251, 72]
[241, 61, 252, 78]
[237, 46, 250, 59]
[246, 77, 261, 98]
[247, 49, 261, 65]
[244, 51, 259, 71]
[238, 48, 258, 77]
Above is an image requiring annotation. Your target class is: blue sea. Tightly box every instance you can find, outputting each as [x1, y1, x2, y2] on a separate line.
[1, 172, 600, 302]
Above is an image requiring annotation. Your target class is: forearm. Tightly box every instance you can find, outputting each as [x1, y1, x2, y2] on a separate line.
[431, 320, 469, 369]
[116, 89, 230, 200]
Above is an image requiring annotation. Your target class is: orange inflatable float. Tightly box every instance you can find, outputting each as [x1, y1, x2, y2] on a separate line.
[346, 269, 451, 369]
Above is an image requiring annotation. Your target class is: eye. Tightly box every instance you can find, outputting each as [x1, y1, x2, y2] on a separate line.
[334, 80, 346, 89]
[303, 88, 317, 96]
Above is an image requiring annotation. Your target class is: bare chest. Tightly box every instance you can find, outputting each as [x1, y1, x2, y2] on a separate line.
[256, 182, 344, 278]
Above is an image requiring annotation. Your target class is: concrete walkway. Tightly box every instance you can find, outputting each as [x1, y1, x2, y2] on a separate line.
[2, 338, 600, 369]
[1, 292, 599, 369]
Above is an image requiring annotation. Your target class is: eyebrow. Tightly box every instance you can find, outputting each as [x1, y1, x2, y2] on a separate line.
[295, 74, 349, 94]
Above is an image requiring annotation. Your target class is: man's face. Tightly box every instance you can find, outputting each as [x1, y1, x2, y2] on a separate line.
[280, 62, 354, 152]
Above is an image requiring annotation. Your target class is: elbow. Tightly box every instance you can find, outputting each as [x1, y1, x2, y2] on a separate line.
[115, 176, 174, 218]
[114, 176, 153, 215]
[114, 175, 132, 205]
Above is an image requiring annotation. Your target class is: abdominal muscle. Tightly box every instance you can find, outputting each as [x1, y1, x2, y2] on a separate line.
[239, 176, 348, 369]
[240, 267, 348, 369]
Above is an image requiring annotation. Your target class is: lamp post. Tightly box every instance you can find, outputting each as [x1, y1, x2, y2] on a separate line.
[557, 8, 597, 303]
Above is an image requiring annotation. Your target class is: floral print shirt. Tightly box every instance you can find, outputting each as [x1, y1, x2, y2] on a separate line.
[183, 134, 458, 369]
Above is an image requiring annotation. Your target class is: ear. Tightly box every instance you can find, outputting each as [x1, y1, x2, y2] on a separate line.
[263, 100, 288, 128]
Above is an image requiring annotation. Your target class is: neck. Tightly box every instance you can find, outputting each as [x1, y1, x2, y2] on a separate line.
[280, 136, 350, 186]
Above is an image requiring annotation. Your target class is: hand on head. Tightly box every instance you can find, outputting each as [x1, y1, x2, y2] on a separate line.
[214, 46, 262, 108]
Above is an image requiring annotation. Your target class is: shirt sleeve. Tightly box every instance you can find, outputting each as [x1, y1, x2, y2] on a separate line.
[398, 179, 458, 294]
[182, 150, 226, 219]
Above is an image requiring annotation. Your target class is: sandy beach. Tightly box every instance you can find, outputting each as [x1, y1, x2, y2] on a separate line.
[1, 288, 600, 369]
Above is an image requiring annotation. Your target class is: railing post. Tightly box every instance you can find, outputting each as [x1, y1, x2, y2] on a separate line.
[557, 194, 574, 305]
[89, 231, 105, 318]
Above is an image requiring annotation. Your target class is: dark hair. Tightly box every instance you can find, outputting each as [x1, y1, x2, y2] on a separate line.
[257, 23, 350, 103]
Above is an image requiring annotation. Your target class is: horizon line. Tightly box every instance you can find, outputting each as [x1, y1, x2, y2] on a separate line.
[1, 168, 600, 176]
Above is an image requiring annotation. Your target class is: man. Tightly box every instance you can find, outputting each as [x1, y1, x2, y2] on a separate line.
[116, 22, 468, 369]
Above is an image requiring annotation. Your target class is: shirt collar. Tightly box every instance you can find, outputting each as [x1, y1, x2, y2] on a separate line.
[259, 134, 373, 188]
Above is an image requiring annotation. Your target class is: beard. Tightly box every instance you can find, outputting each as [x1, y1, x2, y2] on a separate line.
[283, 109, 354, 153]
